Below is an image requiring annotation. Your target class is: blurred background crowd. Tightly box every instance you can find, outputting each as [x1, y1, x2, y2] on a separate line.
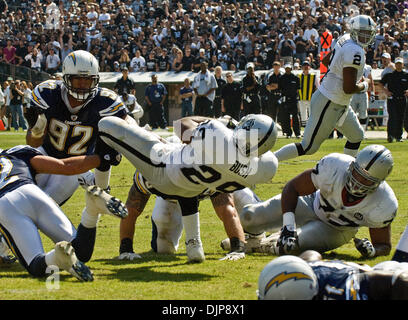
[1, 0, 408, 75]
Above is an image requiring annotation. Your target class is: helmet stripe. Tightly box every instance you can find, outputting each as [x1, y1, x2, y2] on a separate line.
[365, 148, 386, 170]
[254, 121, 275, 153]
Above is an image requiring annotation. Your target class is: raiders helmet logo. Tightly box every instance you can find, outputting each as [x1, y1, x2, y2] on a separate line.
[242, 119, 255, 131]
[71, 115, 78, 121]
[354, 212, 363, 221]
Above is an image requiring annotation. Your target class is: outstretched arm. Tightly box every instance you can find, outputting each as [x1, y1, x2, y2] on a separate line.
[30, 155, 101, 175]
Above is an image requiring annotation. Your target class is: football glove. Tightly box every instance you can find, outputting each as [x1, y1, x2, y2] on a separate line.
[94, 136, 122, 171]
[219, 252, 245, 261]
[369, 94, 376, 104]
[276, 225, 299, 255]
[115, 252, 142, 261]
[354, 237, 376, 258]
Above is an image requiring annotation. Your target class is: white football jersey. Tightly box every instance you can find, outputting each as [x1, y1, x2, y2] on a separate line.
[310, 153, 398, 230]
[165, 119, 278, 196]
[319, 34, 366, 105]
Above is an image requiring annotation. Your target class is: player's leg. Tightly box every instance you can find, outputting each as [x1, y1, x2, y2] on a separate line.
[151, 197, 183, 254]
[0, 185, 92, 281]
[35, 172, 79, 206]
[98, 116, 167, 183]
[336, 106, 364, 157]
[274, 91, 342, 161]
[358, 93, 369, 131]
[392, 225, 408, 262]
[118, 182, 150, 260]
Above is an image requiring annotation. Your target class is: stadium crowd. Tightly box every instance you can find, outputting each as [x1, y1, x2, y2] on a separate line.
[0, 0, 408, 74]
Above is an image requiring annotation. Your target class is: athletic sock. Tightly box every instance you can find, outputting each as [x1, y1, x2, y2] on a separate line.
[274, 143, 299, 161]
[182, 212, 200, 242]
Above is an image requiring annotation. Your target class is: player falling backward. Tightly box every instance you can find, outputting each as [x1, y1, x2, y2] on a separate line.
[0, 142, 126, 282]
[97, 113, 278, 262]
[274, 15, 377, 162]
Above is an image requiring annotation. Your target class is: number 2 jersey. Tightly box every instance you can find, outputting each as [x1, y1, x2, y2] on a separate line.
[0, 146, 42, 199]
[319, 33, 365, 106]
[30, 80, 127, 158]
[310, 153, 398, 230]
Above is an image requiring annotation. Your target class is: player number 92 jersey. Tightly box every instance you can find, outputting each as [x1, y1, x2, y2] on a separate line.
[319, 34, 365, 106]
[30, 80, 127, 158]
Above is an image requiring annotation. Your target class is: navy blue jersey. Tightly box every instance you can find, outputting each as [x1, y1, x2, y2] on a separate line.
[0, 145, 42, 198]
[309, 260, 369, 300]
[30, 80, 127, 158]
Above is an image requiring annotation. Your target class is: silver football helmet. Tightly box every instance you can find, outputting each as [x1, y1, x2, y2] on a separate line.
[62, 50, 100, 101]
[345, 145, 393, 197]
[232, 114, 277, 157]
[349, 15, 376, 48]
[257, 256, 318, 300]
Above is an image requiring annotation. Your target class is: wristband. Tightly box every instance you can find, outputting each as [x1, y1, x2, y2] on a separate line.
[282, 211, 296, 230]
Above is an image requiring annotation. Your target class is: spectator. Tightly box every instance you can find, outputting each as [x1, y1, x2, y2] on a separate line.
[20, 81, 32, 114]
[9, 80, 27, 132]
[114, 67, 135, 96]
[0, 82, 5, 128]
[241, 62, 261, 116]
[181, 47, 194, 72]
[130, 50, 146, 72]
[157, 48, 170, 72]
[249, 46, 265, 70]
[179, 78, 194, 118]
[234, 47, 248, 71]
[145, 74, 167, 130]
[146, 50, 158, 72]
[172, 48, 183, 72]
[192, 61, 217, 117]
[2, 80, 11, 131]
[45, 48, 61, 74]
[221, 72, 242, 121]
[213, 66, 226, 118]
[192, 48, 209, 73]
[118, 49, 131, 71]
[3, 39, 16, 65]
[24, 47, 42, 72]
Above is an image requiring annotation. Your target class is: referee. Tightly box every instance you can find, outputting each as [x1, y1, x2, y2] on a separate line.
[379, 57, 408, 142]
[297, 61, 317, 127]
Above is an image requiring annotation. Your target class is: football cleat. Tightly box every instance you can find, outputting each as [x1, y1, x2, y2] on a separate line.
[220, 232, 267, 253]
[186, 238, 205, 263]
[85, 186, 128, 219]
[54, 241, 94, 282]
[115, 252, 142, 261]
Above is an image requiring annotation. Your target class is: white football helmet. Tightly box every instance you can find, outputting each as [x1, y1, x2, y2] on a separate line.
[232, 114, 277, 157]
[345, 144, 393, 197]
[62, 50, 99, 101]
[348, 15, 376, 48]
[257, 256, 318, 300]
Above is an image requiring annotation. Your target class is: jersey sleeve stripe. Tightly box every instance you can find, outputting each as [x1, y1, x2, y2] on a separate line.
[31, 91, 50, 110]
[99, 102, 125, 116]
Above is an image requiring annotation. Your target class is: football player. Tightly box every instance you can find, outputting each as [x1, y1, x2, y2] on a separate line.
[274, 15, 376, 162]
[97, 114, 279, 262]
[0, 144, 126, 281]
[257, 253, 408, 300]
[25, 50, 129, 206]
[223, 145, 397, 257]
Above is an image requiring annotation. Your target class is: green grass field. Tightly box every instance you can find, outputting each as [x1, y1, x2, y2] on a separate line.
[0, 131, 407, 300]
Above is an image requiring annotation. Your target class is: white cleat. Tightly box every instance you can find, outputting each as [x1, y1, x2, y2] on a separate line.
[54, 241, 93, 282]
[220, 232, 267, 253]
[86, 186, 128, 219]
[186, 238, 205, 263]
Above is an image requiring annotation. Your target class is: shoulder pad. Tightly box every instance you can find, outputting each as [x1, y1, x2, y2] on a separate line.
[96, 88, 126, 117]
[31, 80, 60, 110]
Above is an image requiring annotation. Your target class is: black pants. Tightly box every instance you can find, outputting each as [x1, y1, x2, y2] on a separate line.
[265, 95, 280, 123]
[194, 96, 213, 117]
[224, 103, 241, 121]
[213, 96, 222, 118]
[387, 97, 407, 140]
[149, 102, 167, 129]
[242, 95, 261, 116]
[280, 101, 300, 137]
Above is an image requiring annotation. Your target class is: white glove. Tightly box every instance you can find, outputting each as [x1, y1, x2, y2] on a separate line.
[219, 252, 245, 261]
[115, 252, 142, 261]
[31, 114, 47, 138]
[354, 238, 376, 258]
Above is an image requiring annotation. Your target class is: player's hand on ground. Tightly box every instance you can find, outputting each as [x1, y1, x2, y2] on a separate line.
[354, 237, 376, 258]
[277, 226, 299, 255]
[219, 251, 245, 261]
[115, 252, 142, 261]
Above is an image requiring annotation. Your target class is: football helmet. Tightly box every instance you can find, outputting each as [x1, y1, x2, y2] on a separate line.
[62, 50, 99, 101]
[349, 15, 376, 48]
[257, 256, 318, 300]
[232, 114, 277, 157]
[345, 145, 393, 197]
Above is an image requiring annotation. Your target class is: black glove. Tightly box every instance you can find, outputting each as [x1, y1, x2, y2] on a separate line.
[370, 95, 376, 103]
[354, 237, 376, 258]
[277, 226, 299, 255]
[94, 136, 122, 171]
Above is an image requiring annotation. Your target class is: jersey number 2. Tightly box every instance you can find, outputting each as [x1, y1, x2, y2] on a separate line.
[0, 157, 19, 190]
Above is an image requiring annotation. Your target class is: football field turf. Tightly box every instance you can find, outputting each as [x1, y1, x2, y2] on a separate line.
[0, 132, 407, 300]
